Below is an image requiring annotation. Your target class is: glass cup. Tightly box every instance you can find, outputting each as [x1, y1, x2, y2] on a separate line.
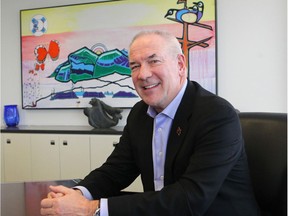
[4, 105, 20, 127]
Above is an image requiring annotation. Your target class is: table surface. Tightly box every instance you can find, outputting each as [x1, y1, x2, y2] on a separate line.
[1, 179, 81, 216]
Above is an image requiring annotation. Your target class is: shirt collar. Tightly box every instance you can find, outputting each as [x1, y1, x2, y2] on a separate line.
[147, 79, 188, 119]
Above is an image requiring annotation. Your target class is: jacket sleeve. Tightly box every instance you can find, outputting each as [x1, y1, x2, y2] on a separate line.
[77, 101, 147, 199]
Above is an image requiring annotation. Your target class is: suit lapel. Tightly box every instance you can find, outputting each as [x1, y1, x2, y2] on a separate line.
[133, 103, 155, 191]
[141, 116, 155, 190]
[164, 81, 196, 184]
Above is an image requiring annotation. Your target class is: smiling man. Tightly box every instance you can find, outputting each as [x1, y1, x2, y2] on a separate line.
[129, 32, 186, 113]
[41, 30, 259, 216]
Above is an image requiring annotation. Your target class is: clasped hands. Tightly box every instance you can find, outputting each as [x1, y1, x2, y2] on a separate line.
[40, 185, 99, 216]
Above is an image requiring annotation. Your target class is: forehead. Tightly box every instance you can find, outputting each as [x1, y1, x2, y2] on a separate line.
[129, 35, 166, 60]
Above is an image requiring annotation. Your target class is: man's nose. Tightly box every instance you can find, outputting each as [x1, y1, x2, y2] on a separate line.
[137, 64, 152, 80]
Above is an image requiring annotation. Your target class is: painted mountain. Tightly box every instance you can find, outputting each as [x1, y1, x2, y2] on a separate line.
[49, 47, 131, 83]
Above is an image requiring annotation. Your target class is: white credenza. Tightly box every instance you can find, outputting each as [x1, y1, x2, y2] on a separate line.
[1, 133, 31, 182]
[1, 126, 142, 192]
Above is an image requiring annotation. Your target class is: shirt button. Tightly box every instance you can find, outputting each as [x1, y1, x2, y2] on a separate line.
[158, 128, 162, 132]
[158, 151, 162, 156]
[160, 176, 164, 180]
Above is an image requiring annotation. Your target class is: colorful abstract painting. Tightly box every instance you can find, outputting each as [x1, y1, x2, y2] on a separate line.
[20, 0, 216, 109]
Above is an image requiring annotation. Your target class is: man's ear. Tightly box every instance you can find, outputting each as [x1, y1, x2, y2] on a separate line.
[177, 54, 187, 76]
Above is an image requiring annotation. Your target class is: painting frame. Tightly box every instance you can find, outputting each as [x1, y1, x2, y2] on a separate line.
[20, 0, 217, 109]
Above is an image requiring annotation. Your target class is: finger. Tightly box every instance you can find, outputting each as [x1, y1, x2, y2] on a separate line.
[48, 191, 64, 199]
[40, 206, 55, 216]
[49, 185, 72, 195]
[41, 198, 53, 208]
[47, 192, 54, 199]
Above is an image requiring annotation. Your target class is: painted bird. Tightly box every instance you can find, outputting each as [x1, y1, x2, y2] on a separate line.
[190, 1, 204, 23]
[165, 8, 195, 23]
[164, 1, 204, 23]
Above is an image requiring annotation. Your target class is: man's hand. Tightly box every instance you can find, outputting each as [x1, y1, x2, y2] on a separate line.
[40, 185, 99, 216]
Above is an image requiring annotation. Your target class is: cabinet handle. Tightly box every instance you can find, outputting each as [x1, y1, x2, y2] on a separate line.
[63, 140, 68, 146]
[113, 141, 118, 147]
[50, 140, 55, 145]
[6, 139, 11, 144]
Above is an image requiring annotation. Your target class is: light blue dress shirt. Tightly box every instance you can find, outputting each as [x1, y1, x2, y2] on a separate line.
[76, 80, 188, 216]
[147, 79, 187, 190]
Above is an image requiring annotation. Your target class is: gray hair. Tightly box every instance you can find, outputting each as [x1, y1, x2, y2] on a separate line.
[129, 30, 183, 56]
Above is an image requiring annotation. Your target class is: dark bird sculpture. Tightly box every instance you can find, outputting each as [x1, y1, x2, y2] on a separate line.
[84, 98, 122, 129]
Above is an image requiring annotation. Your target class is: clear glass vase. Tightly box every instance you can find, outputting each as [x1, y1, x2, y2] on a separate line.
[4, 105, 20, 127]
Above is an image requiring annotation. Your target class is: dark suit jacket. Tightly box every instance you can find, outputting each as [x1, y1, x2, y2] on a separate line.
[78, 81, 260, 216]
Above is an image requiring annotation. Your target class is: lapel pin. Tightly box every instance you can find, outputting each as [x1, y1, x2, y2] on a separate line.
[176, 126, 182, 136]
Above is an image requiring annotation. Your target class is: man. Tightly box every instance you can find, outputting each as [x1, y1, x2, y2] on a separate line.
[41, 30, 259, 216]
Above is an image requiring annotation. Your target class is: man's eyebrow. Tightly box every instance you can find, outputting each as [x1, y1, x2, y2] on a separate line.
[129, 61, 137, 66]
[147, 53, 157, 60]
[129, 53, 159, 66]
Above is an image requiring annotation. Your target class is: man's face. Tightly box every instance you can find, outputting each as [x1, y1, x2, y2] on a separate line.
[129, 34, 186, 113]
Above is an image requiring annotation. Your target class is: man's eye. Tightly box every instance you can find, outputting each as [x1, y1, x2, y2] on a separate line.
[149, 59, 160, 64]
[130, 65, 140, 71]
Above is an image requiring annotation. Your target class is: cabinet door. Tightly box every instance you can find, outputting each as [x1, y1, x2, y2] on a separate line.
[90, 135, 143, 192]
[90, 135, 119, 170]
[30, 134, 60, 181]
[2, 133, 31, 182]
[59, 135, 90, 180]
[1, 135, 4, 182]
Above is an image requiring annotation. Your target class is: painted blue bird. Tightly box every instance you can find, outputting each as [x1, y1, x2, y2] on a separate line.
[165, 8, 195, 23]
[164, 1, 204, 23]
[191, 1, 204, 23]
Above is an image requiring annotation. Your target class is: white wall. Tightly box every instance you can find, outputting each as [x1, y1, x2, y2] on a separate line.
[1, 0, 287, 127]
[217, 0, 287, 112]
